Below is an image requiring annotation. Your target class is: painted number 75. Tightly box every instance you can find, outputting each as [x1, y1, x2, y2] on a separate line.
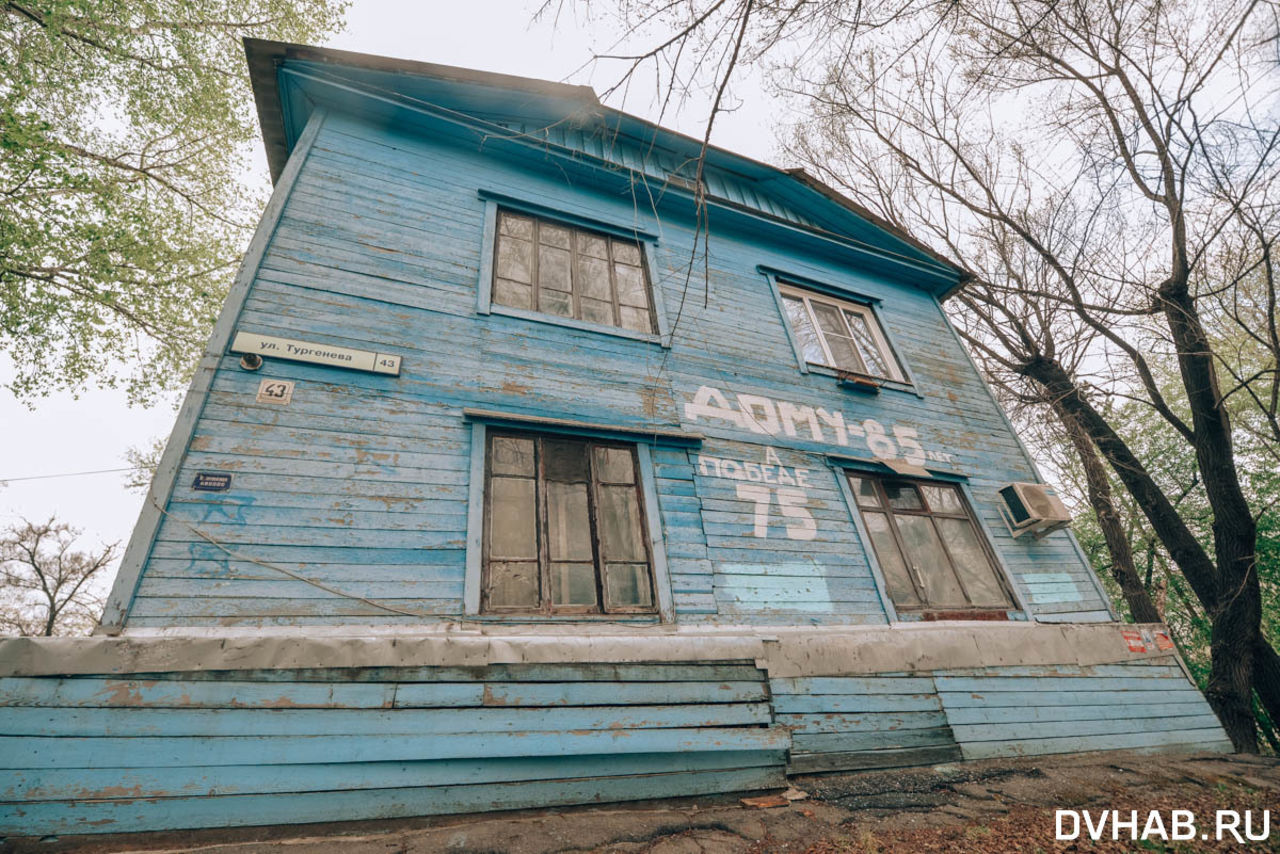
[735, 484, 817, 540]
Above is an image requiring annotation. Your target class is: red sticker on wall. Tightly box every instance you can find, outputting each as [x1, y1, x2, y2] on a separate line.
[1121, 628, 1147, 653]
[1154, 631, 1175, 651]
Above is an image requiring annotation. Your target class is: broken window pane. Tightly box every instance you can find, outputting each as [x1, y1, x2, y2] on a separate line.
[884, 482, 923, 510]
[488, 561, 539, 608]
[543, 438, 589, 481]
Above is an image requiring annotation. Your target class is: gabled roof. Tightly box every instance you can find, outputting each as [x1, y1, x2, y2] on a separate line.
[243, 38, 971, 297]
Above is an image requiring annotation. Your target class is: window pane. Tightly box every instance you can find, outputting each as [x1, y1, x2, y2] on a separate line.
[811, 302, 866, 373]
[614, 263, 648, 307]
[543, 438, 589, 481]
[922, 485, 964, 515]
[849, 476, 880, 507]
[541, 288, 573, 317]
[606, 563, 653, 608]
[551, 562, 598, 607]
[539, 245, 571, 292]
[895, 515, 968, 608]
[493, 278, 532, 309]
[499, 213, 533, 239]
[863, 512, 919, 606]
[495, 235, 532, 283]
[579, 233, 609, 259]
[598, 484, 646, 561]
[782, 296, 827, 364]
[936, 518, 1011, 608]
[611, 240, 641, 265]
[488, 561, 539, 608]
[844, 309, 891, 378]
[593, 446, 635, 484]
[619, 305, 653, 333]
[541, 223, 571, 248]
[491, 436, 535, 476]
[547, 481, 592, 561]
[884, 482, 924, 510]
[581, 297, 614, 325]
[489, 476, 536, 559]
[577, 256, 611, 300]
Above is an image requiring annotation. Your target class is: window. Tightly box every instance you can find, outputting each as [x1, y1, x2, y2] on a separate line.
[848, 474, 1014, 613]
[491, 210, 656, 334]
[483, 431, 656, 614]
[779, 285, 904, 381]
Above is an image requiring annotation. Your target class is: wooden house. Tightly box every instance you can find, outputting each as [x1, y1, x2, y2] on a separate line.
[0, 39, 1231, 837]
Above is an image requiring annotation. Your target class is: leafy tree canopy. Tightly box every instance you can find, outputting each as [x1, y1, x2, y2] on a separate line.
[1, 0, 346, 404]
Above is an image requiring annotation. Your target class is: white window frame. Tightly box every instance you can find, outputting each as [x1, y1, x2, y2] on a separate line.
[777, 283, 906, 383]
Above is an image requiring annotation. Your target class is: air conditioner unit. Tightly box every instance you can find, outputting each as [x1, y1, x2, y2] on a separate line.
[998, 482, 1072, 539]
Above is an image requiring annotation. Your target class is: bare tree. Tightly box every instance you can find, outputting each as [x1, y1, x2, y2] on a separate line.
[0, 518, 117, 636]
[580, 0, 1280, 750]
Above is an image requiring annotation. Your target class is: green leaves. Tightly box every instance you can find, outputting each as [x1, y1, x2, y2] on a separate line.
[0, 0, 347, 403]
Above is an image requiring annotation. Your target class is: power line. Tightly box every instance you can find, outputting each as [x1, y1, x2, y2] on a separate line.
[0, 467, 133, 483]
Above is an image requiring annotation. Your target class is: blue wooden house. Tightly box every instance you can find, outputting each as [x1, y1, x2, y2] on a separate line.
[0, 39, 1231, 837]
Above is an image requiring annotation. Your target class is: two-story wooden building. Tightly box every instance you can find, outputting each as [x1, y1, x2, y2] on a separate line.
[0, 39, 1230, 837]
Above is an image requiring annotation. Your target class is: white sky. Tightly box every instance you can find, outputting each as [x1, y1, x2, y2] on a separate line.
[0, 1, 790, 595]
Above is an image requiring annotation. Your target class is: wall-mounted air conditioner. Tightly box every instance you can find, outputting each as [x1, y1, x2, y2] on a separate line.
[998, 482, 1072, 539]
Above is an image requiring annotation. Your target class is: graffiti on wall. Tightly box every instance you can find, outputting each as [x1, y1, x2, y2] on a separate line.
[683, 385, 956, 466]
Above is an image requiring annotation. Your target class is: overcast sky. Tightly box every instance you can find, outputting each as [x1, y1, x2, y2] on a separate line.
[0, 1, 788, 594]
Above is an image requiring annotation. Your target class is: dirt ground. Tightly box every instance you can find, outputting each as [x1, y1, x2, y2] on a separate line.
[5, 750, 1279, 854]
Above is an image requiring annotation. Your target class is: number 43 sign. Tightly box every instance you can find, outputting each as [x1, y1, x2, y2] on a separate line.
[256, 379, 295, 405]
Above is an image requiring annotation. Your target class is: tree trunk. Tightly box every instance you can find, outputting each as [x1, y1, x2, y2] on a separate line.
[1020, 355, 1260, 751]
[1052, 400, 1162, 623]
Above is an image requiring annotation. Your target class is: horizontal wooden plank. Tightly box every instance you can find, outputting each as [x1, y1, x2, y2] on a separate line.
[959, 727, 1234, 760]
[945, 701, 1213, 726]
[0, 763, 786, 836]
[771, 677, 936, 695]
[934, 676, 1193, 693]
[792, 726, 957, 753]
[787, 743, 963, 774]
[0, 702, 773, 738]
[773, 693, 942, 715]
[777, 710, 947, 734]
[4, 750, 783, 802]
[951, 714, 1223, 743]
[938, 689, 1209, 709]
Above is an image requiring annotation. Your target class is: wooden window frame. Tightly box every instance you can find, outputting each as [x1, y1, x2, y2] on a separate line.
[847, 472, 1016, 616]
[778, 283, 906, 383]
[487, 207, 660, 336]
[480, 429, 658, 617]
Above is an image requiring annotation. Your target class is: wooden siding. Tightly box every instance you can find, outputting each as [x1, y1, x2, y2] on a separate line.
[116, 107, 1111, 629]
[0, 661, 786, 836]
[0, 653, 1231, 836]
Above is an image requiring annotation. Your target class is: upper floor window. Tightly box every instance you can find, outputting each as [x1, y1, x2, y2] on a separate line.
[483, 431, 656, 615]
[779, 285, 904, 382]
[492, 210, 656, 334]
[848, 473, 1014, 613]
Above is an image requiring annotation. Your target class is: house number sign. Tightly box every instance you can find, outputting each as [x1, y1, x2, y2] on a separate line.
[256, 379, 294, 405]
[230, 331, 402, 376]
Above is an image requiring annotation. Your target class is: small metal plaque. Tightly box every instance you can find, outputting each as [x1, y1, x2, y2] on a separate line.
[256, 378, 295, 405]
[192, 472, 232, 492]
[230, 331, 402, 376]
